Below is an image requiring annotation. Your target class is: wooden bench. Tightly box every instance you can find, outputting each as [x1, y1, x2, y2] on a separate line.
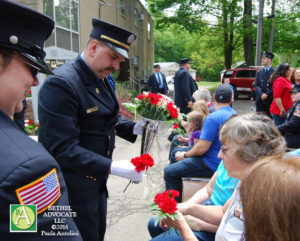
[182, 177, 210, 202]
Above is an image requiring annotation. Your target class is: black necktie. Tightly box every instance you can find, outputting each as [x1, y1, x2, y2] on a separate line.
[157, 73, 162, 85]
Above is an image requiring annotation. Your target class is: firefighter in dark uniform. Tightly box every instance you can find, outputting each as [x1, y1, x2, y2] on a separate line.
[38, 19, 145, 241]
[254, 51, 275, 118]
[0, 1, 82, 240]
[277, 84, 300, 148]
[174, 58, 198, 114]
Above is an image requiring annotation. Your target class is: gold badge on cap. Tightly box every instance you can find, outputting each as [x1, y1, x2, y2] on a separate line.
[127, 34, 136, 44]
[96, 88, 100, 94]
[9, 35, 19, 45]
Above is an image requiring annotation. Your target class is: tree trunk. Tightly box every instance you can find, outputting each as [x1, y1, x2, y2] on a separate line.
[222, 0, 237, 69]
[268, 0, 276, 52]
[243, 0, 254, 66]
[255, 0, 265, 66]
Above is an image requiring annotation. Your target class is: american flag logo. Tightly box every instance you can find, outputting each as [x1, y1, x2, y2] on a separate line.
[16, 169, 61, 214]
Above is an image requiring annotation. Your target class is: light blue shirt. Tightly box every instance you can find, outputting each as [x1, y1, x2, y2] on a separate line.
[156, 72, 164, 89]
[286, 148, 300, 157]
[210, 161, 239, 206]
[264, 66, 272, 72]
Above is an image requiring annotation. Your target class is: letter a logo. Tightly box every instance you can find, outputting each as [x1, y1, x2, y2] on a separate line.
[10, 204, 37, 232]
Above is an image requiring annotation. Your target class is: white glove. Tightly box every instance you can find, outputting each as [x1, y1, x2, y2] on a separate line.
[110, 160, 145, 183]
[133, 119, 147, 135]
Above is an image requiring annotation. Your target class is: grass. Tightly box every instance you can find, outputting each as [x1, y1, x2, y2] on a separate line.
[197, 81, 220, 91]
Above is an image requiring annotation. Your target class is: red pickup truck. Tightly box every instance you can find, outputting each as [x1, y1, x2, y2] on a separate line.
[221, 67, 261, 98]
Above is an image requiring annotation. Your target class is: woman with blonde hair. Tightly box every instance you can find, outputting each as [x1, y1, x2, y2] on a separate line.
[192, 100, 209, 117]
[241, 155, 300, 241]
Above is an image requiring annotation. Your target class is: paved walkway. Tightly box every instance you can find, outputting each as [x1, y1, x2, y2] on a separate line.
[105, 122, 171, 241]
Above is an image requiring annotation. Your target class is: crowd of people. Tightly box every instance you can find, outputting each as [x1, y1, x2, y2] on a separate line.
[146, 52, 300, 240]
[1, 1, 299, 241]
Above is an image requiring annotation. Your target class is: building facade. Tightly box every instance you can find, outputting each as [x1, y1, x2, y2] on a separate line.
[15, 0, 154, 91]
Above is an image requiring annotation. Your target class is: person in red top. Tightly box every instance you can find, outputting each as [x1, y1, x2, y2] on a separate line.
[270, 63, 293, 126]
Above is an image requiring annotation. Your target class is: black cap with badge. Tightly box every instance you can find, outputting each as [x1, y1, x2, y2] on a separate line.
[153, 64, 160, 68]
[0, 0, 55, 74]
[90, 18, 136, 59]
[263, 51, 274, 59]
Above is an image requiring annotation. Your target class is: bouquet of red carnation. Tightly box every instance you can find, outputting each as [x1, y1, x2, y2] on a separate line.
[123, 92, 180, 121]
[123, 153, 154, 192]
[150, 190, 181, 235]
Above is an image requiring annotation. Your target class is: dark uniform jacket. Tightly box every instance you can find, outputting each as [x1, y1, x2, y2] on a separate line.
[0, 110, 82, 241]
[254, 67, 274, 112]
[277, 101, 300, 148]
[174, 67, 198, 108]
[148, 72, 168, 94]
[38, 55, 137, 241]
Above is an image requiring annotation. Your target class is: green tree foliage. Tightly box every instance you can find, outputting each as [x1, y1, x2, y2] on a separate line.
[154, 28, 187, 63]
[147, 0, 300, 79]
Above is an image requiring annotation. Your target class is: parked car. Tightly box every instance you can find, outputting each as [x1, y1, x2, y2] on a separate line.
[221, 67, 261, 98]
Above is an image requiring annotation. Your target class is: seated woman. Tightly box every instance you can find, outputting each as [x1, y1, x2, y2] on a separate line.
[192, 88, 215, 113]
[152, 112, 286, 241]
[148, 160, 239, 241]
[277, 84, 300, 148]
[240, 155, 300, 241]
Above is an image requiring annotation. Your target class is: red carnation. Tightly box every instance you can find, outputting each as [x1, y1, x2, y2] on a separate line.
[28, 120, 34, 124]
[173, 124, 179, 129]
[169, 107, 179, 119]
[147, 93, 162, 106]
[154, 190, 178, 214]
[131, 153, 154, 172]
[137, 94, 146, 100]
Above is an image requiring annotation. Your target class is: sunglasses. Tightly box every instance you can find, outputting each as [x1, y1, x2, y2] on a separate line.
[2, 51, 41, 76]
[17, 57, 41, 77]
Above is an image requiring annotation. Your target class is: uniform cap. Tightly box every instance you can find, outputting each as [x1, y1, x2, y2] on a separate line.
[179, 58, 190, 65]
[263, 51, 274, 59]
[0, 0, 55, 74]
[153, 64, 160, 68]
[90, 18, 136, 59]
[215, 84, 233, 103]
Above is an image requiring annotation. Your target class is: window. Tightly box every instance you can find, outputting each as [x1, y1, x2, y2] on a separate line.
[147, 22, 151, 40]
[120, 0, 125, 15]
[134, 9, 138, 26]
[223, 70, 234, 78]
[235, 70, 256, 78]
[44, 0, 79, 52]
